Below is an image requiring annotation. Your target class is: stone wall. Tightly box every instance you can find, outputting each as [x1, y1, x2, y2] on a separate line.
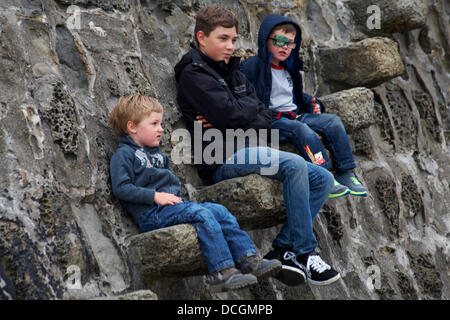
[0, 0, 448, 300]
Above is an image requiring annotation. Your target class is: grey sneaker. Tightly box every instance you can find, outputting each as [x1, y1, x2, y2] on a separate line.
[335, 171, 368, 197]
[236, 254, 282, 279]
[328, 179, 350, 199]
[205, 266, 257, 293]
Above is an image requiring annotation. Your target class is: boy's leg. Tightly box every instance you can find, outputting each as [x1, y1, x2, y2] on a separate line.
[196, 202, 256, 262]
[297, 113, 356, 173]
[198, 202, 282, 279]
[272, 117, 332, 170]
[299, 113, 367, 196]
[212, 146, 334, 256]
[138, 201, 235, 273]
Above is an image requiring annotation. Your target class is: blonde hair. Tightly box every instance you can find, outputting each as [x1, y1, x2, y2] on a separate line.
[109, 94, 163, 135]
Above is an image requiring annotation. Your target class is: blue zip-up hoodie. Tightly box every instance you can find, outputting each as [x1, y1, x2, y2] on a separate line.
[240, 14, 324, 115]
[110, 135, 181, 224]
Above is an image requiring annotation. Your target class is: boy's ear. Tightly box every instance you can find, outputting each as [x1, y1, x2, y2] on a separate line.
[126, 120, 137, 134]
[196, 30, 206, 48]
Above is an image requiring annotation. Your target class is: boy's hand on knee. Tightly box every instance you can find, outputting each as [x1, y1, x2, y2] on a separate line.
[196, 113, 214, 128]
[154, 192, 183, 206]
[312, 98, 321, 114]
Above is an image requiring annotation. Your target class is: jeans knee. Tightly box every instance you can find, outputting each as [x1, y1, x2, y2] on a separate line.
[292, 122, 314, 139]
[202, 202, 236, 223]
[327, 114, 344, 131]
[196, 211, 223, 233]
[280, 154, 307, 175]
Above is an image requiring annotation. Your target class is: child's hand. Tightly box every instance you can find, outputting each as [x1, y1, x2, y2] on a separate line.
[312, 98, 321, 114]
[196, 113, 214, 128]
[154, 192, 183, 206]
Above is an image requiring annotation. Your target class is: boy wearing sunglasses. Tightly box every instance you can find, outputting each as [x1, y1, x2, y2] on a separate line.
[241, 15, 368, 200]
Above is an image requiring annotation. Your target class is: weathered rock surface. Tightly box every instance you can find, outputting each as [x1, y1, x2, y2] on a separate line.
[319, 87, 376, 133]
[193, 175, 285, 230]
[318, 37, 405, 94]
[347, 0, 428, 35]
[0, 0, 448, 300]
[127, 224, 206, 283]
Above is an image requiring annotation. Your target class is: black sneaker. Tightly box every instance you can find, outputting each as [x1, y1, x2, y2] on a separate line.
[264, 247, 306, 286]
[236, 255, 282, 280]
[298, 252, 341, 286]
[205, 266, 258, 293]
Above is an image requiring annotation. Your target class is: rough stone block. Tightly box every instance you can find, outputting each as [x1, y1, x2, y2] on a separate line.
[126, 175, 287, 281]
[319, 87, 376, 133]
[194, 174, 286, 230]
[127, 224, 207, 282]
[347, 0, 427, 35]
[318, 37, 405, 93]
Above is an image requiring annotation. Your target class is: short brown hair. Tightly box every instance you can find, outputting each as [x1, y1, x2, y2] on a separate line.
[109, 94, 163, 135]
[194, 5, 239, 45]
[270, 23, 297, 36]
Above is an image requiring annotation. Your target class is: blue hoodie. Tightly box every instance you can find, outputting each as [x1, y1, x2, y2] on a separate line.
[240, 14, 324, 115]
[110, 135, 181, 224]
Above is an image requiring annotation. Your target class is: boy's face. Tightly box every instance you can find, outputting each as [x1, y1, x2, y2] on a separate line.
[266, 29, 296, 66]
[197, 26, 238, 64]
[128, 112, 163, 148]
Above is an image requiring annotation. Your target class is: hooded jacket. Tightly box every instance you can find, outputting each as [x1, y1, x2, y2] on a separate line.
[110, 134, 181, 224]
[240, 14, 324, 116]
[174, 48, 272, 182]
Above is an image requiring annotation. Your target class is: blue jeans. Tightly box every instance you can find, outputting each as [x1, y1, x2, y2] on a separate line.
[138, 201, 256, 273]
[212, 147, 334, 256]
[272, 113, 356, 173]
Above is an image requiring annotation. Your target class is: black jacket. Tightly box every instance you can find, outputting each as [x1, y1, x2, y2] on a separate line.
[174, 48, 272, 182]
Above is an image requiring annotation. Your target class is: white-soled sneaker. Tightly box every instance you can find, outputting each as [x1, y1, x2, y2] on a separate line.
[299, 252, 341, 286]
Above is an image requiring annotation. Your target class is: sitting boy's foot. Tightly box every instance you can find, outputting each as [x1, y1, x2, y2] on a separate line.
[205, 266, 257, 293]
[236, 254, 282, 279]
[328, 179, 350, 199]
[335, 171, 368, 197]
[264, 247, 306, 286]
[297, 252, 341, 286]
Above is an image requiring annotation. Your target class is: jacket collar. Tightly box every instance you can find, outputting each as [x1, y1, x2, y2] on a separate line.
[196, 49, 241, 76]
[174, 47, 240, 82]
[119, 134, 160, 153]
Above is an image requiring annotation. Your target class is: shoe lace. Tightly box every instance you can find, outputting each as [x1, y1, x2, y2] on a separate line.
[307, 254, 331, 273]
[283, 251, 304, 269]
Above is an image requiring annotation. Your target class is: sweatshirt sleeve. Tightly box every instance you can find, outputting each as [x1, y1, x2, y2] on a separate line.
[178, 68, 270, 130]
[110, 149, 156, 205]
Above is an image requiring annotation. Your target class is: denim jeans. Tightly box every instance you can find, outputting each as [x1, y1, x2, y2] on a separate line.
[138, 201, 256, 273]
[272, 113, 356, 173]
[212, 147, 334, 256]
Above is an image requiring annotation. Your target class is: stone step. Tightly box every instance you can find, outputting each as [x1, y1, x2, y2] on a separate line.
[126, 174, 285, 284]
[319, 87, 376, 133]
[193, 174, 285, 230]
[318, 37, 404, 93]
[127, 224, 207, 283]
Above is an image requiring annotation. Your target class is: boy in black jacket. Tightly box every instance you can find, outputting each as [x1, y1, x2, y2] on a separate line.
[175, 5, 341, 286]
